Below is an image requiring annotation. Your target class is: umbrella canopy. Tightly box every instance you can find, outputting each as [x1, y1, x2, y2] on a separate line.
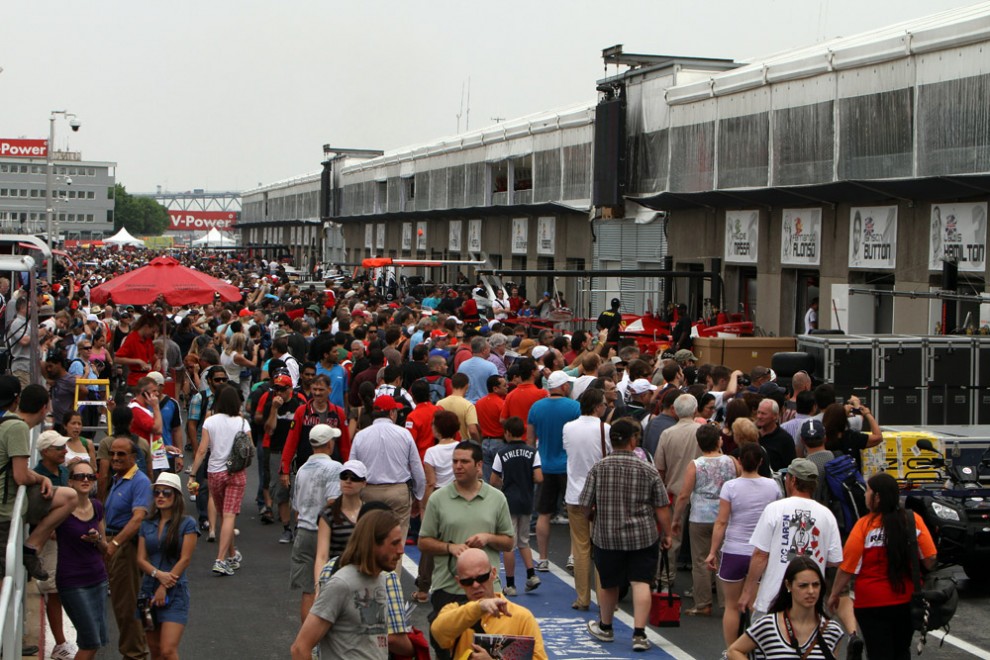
[89, 256, 241, 306]
[104, 227, 146, 247]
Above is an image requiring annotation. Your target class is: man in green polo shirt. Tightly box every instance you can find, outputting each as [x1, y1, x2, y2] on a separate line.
[418, 441, 514, 660]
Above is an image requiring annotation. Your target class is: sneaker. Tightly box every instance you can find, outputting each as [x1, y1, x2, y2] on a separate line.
[279, 528, 294, 544]
[525, 575, 542, 592]
[22, 547, 48, 581]
[566, 555, 574, 573]
[550, 514, 569, 525]
[533, 559, 549, 572]
[260, 506, 274, 524]
[503, 585, 517, 596]
[199, 519, 210, 532]
[50, 642, 76, 660]
[587, 621, 614, 643]
[227, 550, 243, 570]
[632, 635, 650, 652]
[212, 559, 234, 576]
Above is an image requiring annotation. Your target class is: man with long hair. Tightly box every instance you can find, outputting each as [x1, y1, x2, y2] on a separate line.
[290, 509, 404, 659]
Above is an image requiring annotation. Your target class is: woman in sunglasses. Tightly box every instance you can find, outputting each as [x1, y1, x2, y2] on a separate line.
[55, 461, 109, 660]
[313, 460, 368, 591]
[136, 472, 199, 660]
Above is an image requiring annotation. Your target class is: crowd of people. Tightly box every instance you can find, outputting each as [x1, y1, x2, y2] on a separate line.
[0, 247, 939, 659]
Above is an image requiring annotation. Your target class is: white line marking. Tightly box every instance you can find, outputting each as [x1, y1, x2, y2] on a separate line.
[927, 630, 990, 659]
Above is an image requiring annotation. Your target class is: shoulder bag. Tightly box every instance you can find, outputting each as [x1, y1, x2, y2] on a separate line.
[907, 510, 958, 650]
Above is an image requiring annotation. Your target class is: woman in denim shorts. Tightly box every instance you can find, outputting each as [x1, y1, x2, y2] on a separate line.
[136, 472, 200, 659]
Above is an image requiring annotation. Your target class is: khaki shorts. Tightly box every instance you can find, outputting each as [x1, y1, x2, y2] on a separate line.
[511, 514, 530, 549]
[289, 528, 318, 593]
[36, 540, 58, 594]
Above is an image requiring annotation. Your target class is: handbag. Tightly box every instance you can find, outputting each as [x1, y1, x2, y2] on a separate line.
[907, 510, 958, 649]
[389, 626, 431, 660]
[648, 549, 681, 627]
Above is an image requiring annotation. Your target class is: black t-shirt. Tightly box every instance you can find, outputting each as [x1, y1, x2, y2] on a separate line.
[596, 309, 622, 344]
[826, 429, 869, 472]
[672, 317, 693, 350]
[401, 360, 430, 390]
[493, 441, 538, 515]
[759, 426, 797, 472]
[262, 392, 306, 453]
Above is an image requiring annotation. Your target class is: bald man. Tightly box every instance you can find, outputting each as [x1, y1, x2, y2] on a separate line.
[781, 371, 812, 424]
[431, 549, 547, 660]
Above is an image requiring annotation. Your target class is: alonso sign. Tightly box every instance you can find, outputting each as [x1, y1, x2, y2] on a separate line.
[167, 210, 238, 231]
[0, 138, 48, 158]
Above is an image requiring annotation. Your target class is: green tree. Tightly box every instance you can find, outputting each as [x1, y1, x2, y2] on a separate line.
[113, 183, 170, 236]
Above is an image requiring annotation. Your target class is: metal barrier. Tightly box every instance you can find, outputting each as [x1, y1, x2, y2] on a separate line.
[0, 425, 41, 656]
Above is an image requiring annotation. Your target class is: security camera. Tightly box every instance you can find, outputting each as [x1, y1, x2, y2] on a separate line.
[65, 177, 72, 186]
[69, 118, 81, 132]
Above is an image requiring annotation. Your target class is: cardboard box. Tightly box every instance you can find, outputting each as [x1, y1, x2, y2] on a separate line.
[691, 337, 723, 366]
[719, 337, 796, 373]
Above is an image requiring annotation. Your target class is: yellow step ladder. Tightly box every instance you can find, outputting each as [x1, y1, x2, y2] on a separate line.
[72, 378, 113, 436]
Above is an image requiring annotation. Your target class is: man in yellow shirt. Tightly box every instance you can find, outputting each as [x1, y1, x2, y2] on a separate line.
[431, 548, 547, 660]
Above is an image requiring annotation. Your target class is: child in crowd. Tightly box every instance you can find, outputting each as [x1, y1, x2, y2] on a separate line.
[490, 416, 543, 595]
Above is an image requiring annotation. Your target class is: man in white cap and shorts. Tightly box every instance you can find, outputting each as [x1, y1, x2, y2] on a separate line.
[290, 424, 343, 624]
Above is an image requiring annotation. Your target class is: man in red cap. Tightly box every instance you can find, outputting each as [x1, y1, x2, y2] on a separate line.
[349, 395, 426, 541]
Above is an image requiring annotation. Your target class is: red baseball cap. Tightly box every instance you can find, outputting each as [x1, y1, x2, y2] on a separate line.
[238, 308, 252, 317]
[373, 395, 405, 411]
[272, 374, 293, 388]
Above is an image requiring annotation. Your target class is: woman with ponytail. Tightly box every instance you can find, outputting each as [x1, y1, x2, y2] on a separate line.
[828, 472, 938, 659]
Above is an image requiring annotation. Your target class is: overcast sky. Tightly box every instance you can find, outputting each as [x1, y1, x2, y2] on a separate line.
[1, 0, 980, 194]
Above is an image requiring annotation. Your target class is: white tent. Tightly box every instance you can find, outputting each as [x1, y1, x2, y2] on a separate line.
[104, 227, 146, 248]
[192, 228, 237, 248]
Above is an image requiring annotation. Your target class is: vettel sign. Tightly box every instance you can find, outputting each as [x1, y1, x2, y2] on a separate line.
[0, 138, 48, 158]
[168, 210, 238, 231]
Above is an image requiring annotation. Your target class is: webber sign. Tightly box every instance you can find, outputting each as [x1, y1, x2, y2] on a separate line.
[168, 211, 238, 232]
[0, 138, 48, 158]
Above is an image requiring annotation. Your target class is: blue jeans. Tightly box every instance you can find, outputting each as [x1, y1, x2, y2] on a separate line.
[481, 438, 507, 483]
[60, 581, 109, 650]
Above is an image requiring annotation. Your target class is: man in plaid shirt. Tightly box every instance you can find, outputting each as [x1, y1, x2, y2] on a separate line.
[579, 417, 673, 653]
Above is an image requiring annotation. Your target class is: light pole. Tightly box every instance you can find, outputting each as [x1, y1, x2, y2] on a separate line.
[45, 110, 80, 281]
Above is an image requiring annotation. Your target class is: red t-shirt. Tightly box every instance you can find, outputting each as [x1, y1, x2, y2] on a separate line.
[500, 383, 548, 432]
[475, 393, 506, 439]
[404, 401, 439, 463]
[452, 345, 473, 372]
[128, 401, 155, 442]
[840, 511, 937, 608]
[116, 332, 156, 386]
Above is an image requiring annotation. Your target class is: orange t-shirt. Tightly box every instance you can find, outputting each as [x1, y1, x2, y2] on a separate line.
[839, 511, 937, 608]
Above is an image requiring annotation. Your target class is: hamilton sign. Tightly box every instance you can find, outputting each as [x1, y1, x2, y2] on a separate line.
[167, 210, 238, 232]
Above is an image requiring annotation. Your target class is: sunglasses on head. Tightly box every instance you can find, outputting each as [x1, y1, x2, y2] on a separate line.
[340, 473, 366, 483]
[457, 571, 493, 587]
[69, 473, 97, 482]
[153, 488, 176, 498]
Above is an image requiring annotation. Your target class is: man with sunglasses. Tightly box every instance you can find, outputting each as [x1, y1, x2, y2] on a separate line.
[431, 547, 547, 660]
[258, 373, 307, 539]
[418, 441, 514, 660]
[104, 436, 153, 660]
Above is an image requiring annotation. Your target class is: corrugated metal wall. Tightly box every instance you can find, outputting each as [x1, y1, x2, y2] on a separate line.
[590, 217, 667, 315]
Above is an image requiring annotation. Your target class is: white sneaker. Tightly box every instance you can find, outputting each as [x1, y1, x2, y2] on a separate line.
[50, 643, 77, 660]
[534, 559, 549, 572]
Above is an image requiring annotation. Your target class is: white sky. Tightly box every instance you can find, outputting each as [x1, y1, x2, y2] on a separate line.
[1, 0, 980, 193]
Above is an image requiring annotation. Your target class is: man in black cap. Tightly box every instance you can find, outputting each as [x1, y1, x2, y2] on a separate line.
[596, 298, 623, 350]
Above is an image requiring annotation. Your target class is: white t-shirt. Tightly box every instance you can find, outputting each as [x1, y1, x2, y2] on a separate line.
[424, 442, 457, 489]
[569, 375, 597, 401]
[202, 413, 250, 473]
[748, 496, 843, 613]
[562, 415, 611, 505]
[803, 307, 818, 333]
